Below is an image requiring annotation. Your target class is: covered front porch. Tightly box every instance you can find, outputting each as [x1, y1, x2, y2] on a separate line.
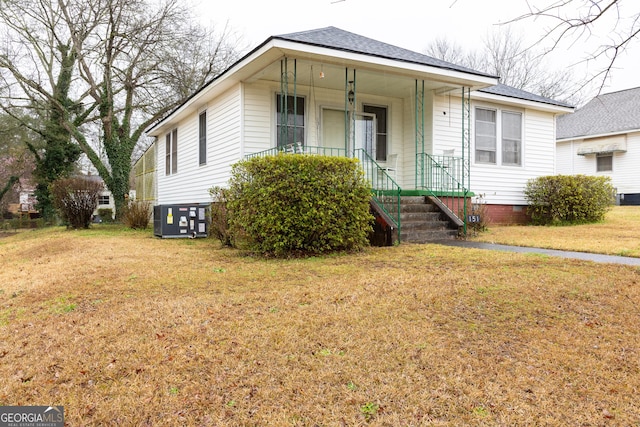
[246, 142, 471, 242]
[243, 54, 486, 240]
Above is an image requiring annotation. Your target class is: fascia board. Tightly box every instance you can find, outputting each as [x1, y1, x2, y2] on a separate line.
[272, 39, 498, 90]
[557, 128, 640, 143]
[472, 90, 574, 114]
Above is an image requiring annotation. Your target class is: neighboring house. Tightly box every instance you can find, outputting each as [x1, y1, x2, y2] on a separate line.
[132, 143, 157, 205]
[95, 189, 116, 219]
[144, 26, 572, 238]
[556, 87, 640, 205]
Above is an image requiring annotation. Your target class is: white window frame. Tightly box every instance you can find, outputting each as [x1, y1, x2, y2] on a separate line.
[199, 111, 207, 166]
[275, 94, 306, 147]
[474, 106, 523, 167]
[165, 128, 178, 175]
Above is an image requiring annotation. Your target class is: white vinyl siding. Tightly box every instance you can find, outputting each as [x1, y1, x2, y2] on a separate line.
[556, 131, 640, 195]
[243, 83, 272, 155]
[470, 107, 555, 205]
[555, 140, 574, 174]
[157, 86, 242, 204]
[432, 96, 553, 205]
[615, 132, 640, 193]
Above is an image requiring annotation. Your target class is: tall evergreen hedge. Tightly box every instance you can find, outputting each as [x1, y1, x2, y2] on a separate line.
[225, 154, 373, 257]
[524, 174, 615, 225]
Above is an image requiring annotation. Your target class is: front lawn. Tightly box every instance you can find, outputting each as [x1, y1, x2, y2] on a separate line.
[1, 226, 639, 425]
[472, 206, 640, 257]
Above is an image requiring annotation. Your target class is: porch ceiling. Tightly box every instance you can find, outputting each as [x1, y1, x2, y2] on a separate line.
[246, 57, 471, 99]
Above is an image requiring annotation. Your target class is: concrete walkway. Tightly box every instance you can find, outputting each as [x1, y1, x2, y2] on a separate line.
[434, 240, 640, 266]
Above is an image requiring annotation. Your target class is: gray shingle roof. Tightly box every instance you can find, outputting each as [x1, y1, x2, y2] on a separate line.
[479, 83, 573, 109]
[557, 87, 640, 139]
[274, 27, 571, 109]
[273, 27, 495, 79]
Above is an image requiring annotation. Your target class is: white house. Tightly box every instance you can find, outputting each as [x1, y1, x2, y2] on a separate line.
[556, 87, 640, 205]
[144, 27, 572, 240]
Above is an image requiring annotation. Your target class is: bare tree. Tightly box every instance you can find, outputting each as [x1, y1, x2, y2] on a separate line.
[425, 27, 581, 104]
[512, 0, 640, 93]
[0, 112, 37, 209]
[0, 0, 242, 218]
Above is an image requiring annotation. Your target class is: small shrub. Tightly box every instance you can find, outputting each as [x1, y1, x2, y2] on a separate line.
[208, 186, 233, 246]
[122, 201, 152, 229]
[462, 193, 490, 236]
[525, 175, 615, 225]
[226, 154, 373, 257]
[97, 208, 114, 222]
[51, 177, 103, 229]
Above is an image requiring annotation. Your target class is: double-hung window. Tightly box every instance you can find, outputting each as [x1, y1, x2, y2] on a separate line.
[475, 107, 522, 166]
[165, 128, 178, 175]
[502, 111, 522, 166]
[475, 108, 497, 164]
[276, 94, 305, 147]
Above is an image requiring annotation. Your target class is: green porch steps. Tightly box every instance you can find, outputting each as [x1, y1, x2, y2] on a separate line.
[388, 196, 459, 243]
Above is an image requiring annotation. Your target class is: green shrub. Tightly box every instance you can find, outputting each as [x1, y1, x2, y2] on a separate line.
[97, 208, 114, 222]
[225, 154, 373, 257]
[208, 186, 233, 246]
[524, 175, 615, 225]
[122, 201, 152, 229]
[51, 177, 103, 229]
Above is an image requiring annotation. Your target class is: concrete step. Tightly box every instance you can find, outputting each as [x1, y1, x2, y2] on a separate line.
[401, 229, 459, 243]
[401, 219, 450, 231]
[395, 196, 459, 242]
[400, 211, 442, 222]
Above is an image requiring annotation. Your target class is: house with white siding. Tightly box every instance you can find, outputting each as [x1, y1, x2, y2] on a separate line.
[144, 27, 572, 241]
[556, 87, 640, 205]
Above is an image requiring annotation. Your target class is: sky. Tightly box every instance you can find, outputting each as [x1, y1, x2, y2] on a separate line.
[195, 0, 638, 99]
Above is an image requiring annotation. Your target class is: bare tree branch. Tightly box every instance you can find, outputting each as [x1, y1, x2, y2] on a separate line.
[508, 0, 639, 93]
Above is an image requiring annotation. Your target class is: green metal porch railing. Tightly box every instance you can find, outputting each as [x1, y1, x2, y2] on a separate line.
[416, 152, 469, 226]
[244, 143, 348, 159]
[353, 148, 401, 240]
[244, 145, 402, 242]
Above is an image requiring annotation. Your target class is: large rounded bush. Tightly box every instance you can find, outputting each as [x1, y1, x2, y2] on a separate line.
[524, 174, 615, 225]
[225, 154, 372, 256]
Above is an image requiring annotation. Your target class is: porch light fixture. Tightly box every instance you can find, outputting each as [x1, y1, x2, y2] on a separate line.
[348, 81, 355, 105]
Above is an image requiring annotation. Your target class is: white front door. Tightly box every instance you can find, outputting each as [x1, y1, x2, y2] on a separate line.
[321, 108, 346, 153]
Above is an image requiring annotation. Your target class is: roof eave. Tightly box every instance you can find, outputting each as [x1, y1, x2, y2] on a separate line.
[472, 90, 574, 113]
[271, 39, 498, 89]
[146, 37, 282, 136]
[146, 36, 501, 136]
[557, 128, 640, 142]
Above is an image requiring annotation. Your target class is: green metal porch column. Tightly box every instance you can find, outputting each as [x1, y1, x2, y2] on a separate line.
[415, 79, 425, 189]
[345, 68, 356, 155]
[279, 58, 298, 148]
[461, 86, 471, 234]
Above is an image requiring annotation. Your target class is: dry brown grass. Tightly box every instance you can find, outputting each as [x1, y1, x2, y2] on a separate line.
[1, 225, 640, 425]
[473, 206, 640, 257]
